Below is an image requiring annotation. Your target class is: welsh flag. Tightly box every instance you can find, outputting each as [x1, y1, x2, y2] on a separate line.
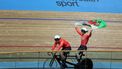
[88, 19, 107, 29]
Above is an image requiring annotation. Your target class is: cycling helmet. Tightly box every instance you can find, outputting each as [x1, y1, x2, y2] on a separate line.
[81, 28, 88, 33]
[54, 35, 61, 41]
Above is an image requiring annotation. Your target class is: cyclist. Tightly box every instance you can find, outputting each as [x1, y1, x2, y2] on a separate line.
[51, 35, 71, 67]
[75, 23, 92, 62]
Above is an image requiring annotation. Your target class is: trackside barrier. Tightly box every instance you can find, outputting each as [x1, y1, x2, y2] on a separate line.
[0, 50, 122, 69]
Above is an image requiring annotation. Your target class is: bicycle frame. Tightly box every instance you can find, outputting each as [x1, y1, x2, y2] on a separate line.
[49, 53, 93, 69]
[49, 53, 79, 68]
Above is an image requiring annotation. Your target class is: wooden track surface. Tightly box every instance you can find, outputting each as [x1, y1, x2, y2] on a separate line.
[0, 10, 122, 52]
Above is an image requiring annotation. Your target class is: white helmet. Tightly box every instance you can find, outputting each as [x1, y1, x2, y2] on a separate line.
[54, 35, 61, 40]
[81, 27, 88, 33]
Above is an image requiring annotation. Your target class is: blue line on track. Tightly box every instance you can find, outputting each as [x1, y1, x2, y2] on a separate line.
[0, 18, 122, 23]
[0, 62, 122, 69]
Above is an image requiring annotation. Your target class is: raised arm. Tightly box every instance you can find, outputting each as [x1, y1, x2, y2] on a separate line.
[75, 26, 83, 36]
[75, 22, 83, 36]
[86, 29, 92, 36]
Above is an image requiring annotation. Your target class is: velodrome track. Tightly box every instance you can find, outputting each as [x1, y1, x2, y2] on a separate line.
[0, 10, 122, 69]
[0, 10, 122, 52]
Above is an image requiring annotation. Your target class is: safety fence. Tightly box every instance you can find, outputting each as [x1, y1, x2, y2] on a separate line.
[0, 50, 122, 69]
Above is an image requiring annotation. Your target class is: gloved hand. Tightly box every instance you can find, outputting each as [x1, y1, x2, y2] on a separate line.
[74, 22, 82, 26]
[91, 25, 98, 30]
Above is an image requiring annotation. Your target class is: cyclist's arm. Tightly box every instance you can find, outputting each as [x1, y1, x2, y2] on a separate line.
[57, 41, 63, 51]
[52, 42, 56, 50]
[75, 26, 83, 37]
[86, 29, 92, 36]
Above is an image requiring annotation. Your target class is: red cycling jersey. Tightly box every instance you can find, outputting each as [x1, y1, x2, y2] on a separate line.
[75, 27, 92, 46]
[52, 38, 71, 51]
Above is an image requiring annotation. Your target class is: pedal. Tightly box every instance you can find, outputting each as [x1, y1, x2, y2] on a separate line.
[82, 54, 85, 56]
[76, 54, 80, 60]
[61, 63, 68, 68]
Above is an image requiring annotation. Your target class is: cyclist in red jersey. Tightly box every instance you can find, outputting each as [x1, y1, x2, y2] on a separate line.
[52, 35, 71, 67]
[75, 22, 92, 62]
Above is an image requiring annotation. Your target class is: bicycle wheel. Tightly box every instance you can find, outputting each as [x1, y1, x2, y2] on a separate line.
[80, 58, 93, 69]
[43, 59, 58, 69]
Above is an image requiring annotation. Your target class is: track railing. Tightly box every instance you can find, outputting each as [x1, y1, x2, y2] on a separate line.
[0, 50, 122, 69]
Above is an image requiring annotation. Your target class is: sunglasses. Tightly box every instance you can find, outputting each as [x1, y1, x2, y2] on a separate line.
[54, 38, 60, 41]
